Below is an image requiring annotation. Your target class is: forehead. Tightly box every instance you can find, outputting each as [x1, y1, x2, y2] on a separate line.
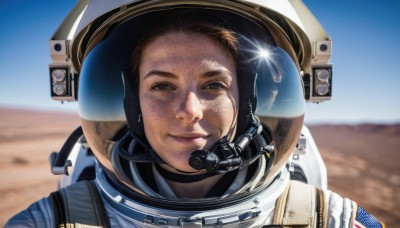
[140, 32, 236, 72]
[143, 32, 224, 56]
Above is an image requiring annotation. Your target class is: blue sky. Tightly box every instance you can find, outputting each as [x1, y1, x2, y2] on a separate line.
[0, 0, 399, 124]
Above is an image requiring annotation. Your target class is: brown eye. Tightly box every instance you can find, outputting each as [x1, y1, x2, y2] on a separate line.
[151, 82, 174, 91]
[203, 82, 226, 90]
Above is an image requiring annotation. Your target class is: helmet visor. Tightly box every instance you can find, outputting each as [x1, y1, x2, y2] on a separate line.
[78, 6, 304, 205]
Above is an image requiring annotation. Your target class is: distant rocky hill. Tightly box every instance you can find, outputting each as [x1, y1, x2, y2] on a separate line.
[310, 123, 400, 136]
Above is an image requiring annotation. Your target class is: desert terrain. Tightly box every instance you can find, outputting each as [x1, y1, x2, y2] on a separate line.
[0, 108, 398, 227]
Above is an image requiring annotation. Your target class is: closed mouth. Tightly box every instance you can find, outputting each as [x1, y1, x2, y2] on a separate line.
[169, 133, 209, 143]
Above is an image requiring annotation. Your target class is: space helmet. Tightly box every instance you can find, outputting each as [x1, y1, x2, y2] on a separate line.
[49, 0, 332, 206]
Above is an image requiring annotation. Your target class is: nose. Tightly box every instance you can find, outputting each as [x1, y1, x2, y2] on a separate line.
[175, 91, 203, 123]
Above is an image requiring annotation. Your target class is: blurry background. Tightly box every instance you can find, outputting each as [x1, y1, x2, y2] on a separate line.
[0, 0, 399, 226]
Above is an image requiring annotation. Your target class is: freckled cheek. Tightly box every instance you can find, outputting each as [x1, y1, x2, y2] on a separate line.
[205, 98, 238, 133]
[140, 96, 170, 134]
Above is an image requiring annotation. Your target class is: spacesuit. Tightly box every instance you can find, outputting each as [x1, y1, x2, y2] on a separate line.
[6, 0, 384, 227]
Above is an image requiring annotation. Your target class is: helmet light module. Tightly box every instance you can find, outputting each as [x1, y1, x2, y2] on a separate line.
[49, 40, 77, 101]
[304, 65, 333, 103]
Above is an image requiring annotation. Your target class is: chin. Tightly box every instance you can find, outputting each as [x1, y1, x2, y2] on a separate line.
[169, 161, 197, 173]
[161, 151, 193, 172]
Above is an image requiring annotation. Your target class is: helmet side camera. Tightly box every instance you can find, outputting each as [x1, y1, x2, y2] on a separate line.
[304, 64, 333, 103]
[49, 40, 77, 102]
[49, 65, 77, 101]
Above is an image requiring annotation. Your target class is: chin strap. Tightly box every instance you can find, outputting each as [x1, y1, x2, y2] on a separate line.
[189, 115, 274, 174]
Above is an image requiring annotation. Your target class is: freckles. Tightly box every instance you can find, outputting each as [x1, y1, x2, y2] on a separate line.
[142, 101, 168, 144]
[140, 97, 167, 128]
[143, 101, 165, 121]
[208, 97, 236, 113]
[206, 98, 237, 125]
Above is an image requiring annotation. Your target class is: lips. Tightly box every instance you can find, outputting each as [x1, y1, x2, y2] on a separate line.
[169, 133, 209, 144]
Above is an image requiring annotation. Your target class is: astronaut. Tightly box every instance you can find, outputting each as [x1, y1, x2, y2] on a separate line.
[6, 0, 384, 227]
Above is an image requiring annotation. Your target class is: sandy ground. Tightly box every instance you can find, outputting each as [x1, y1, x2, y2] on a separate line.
[0, 108, 81, 226]
[309, 124, 400, 227]
[0, 108, 398, 227]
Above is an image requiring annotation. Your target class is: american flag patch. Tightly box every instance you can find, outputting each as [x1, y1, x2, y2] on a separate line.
[353, 205, 385, 228]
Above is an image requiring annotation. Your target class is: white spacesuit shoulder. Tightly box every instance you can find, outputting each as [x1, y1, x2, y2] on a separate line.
[325, 190, 385, 228]
[325, 190, 356, 228]
[273, 180, 384, 228]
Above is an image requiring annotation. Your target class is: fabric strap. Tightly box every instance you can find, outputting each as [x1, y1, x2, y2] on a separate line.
[51, 180, 110, 228]
[272, 180, 326, 228]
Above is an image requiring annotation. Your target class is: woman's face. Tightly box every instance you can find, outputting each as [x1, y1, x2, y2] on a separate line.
[139, 32, 239, 172]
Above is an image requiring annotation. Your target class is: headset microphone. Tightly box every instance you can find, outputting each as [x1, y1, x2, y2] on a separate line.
[188, 115, 268, 173]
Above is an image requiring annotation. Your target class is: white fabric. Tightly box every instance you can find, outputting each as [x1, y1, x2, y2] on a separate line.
[326, 191, 356, 228]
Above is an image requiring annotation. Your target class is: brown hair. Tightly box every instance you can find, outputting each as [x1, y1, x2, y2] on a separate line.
[130, 11, 239, 86]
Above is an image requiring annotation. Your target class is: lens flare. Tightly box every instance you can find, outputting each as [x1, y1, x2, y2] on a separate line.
[258, 49, 271, 59]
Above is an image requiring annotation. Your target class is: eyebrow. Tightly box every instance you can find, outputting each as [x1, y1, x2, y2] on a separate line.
[203, 70, 226, 78]
[143, 69, 232, 80]
[143, 70, 177, 80]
